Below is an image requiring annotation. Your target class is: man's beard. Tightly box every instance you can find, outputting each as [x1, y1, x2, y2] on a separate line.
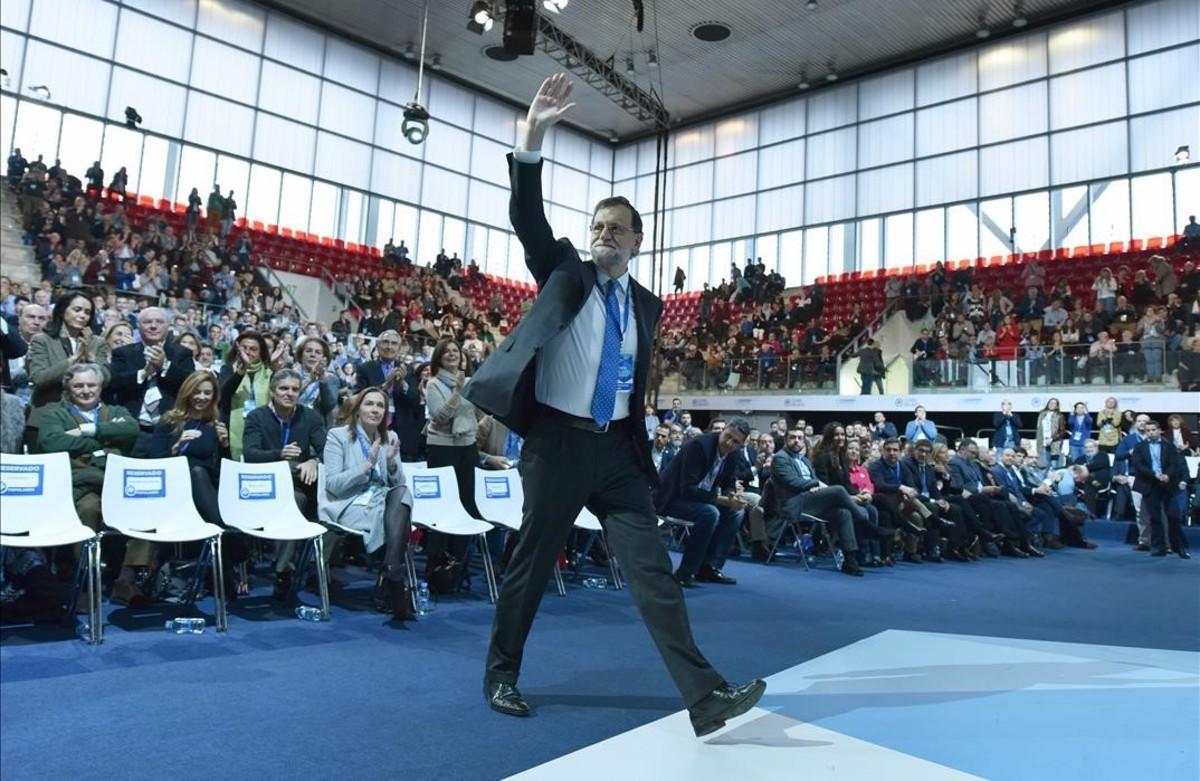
[591, 245, 627, 275]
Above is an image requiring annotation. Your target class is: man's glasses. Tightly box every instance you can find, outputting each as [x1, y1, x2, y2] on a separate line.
[590, 223, 635, 238]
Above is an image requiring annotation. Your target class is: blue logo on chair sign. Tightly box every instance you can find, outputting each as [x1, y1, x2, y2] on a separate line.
[484, 476, 510, 499]
[238, 473, 276, 500]
[412, 475, 441, 499]
[123, 469, 166, 499]
[0, 464, 44, 496]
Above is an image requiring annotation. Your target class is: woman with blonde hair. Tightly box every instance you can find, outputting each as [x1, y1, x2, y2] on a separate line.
[1096, 396, 1121, 453]
[293, 335, 340, 425]
[320, 387, 414, 619]
[102, 320, 134, 353]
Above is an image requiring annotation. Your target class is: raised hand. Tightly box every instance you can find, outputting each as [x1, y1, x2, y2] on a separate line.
[520, 73, 575, 151]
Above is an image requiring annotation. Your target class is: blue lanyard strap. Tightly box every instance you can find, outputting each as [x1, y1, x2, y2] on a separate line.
[597, 279, 632, 341]
[274, 411, 293, 449]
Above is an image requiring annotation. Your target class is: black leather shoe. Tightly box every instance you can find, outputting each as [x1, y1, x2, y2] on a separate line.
[1178, 549, 1192, 560]
[688, 679, 767, 737]
[696, 566, 737, 585]
[1023, 544, 1045, 558]
[840, 558, 864, 577]
[485, 681, 531, 717]
[675, 571, 698, 588]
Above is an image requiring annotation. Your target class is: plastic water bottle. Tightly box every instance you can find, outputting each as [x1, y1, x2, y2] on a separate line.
[833, 548, 845, 571]
[415, 580, 433, 616]
[582, 577, 608, 589]
[76, 620, 92, 641]
[164, 617, 205, 634]
[295, 606, 324, 622]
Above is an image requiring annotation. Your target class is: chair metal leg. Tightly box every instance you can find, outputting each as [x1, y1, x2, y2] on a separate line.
[185, 541, 212, 608]
[553, 561, 566, 596]
[600, 532, 623, 590]
[478, 534, 498, 603]
[288, 540, 311, 604]
[405, 547, 418, 613]
[90, 539, 104, 644]
[211, 536, 228, 632]
[314, 535, 331, 621]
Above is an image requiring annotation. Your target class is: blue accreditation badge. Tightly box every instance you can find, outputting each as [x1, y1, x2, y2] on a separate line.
[615, 353, 634, 394]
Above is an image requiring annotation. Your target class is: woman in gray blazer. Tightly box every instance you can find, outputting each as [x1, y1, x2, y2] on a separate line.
[320, 387, 414, 619]
[26, 292, 109, 447]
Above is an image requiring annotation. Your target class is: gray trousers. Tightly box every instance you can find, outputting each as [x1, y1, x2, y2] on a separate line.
[783, 485, 864, 552]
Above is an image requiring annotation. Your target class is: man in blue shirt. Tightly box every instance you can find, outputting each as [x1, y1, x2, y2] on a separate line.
[1112, 413, 1149, 544]
[1130, 420, 1190, 558]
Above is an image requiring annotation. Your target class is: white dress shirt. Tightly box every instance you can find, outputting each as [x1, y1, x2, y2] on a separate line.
[516, 149, 638, 421]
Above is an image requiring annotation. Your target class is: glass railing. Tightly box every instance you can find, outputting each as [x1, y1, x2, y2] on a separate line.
[666, 356, 840, 393]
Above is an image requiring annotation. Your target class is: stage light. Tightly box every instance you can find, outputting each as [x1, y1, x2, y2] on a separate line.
[543, 0, 568, 13]
[503, 0, 538, 56]
[626, 55, 636, 74]
[797, 70, 810, 89]
[1011, 1, 1028, 27]
[806, 1, 818, 10]
[975, 13, 990, 39]
[430, 53, 442, 70]
[402, 103, 430, 145]
[647, 50, 658, 67]
[1176, 145, 1191, 164]
[403, 42, 417, 60]
[825, 69, 838, 82]
[27, 84, 51, 100]
[124, 106, 143, 128]
[607, 129, 619, 143]
[467, 1, 495, 34]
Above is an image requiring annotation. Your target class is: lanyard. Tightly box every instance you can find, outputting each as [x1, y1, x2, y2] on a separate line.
[273, 409, 293, 449]
[179, 420, 201, 454]
[357, 428, 386, 483]
[597, 278, 632, 342]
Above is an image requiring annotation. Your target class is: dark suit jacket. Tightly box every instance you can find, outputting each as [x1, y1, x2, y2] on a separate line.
[948, 454, 985, 494]
[463, 154, 662, 483]
[991, 412, 1024, 449]
[242, 404, 327, 465]
[867, 458, 911, 495]
[990, 463, 1030, 501]
[812, 449, 851, 490]
[903, 456, 943, 500]
[1130, 439, 1186, 495]
[655, 433, 739, 513]
[356, 359, 397, 391]
[1074, 451, 1112, 488]
[390, 373, 425, 458]
[770, 451, 821, 517]
[107, 339, 194, 419]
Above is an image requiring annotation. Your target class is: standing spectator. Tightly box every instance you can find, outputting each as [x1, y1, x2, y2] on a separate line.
[84, 160, 103, 195]
[855, 339, 885, 394]
[221, 190, 237, 239]
[1130, 420, 1189, 558]
[904, 406, 938, 443]
[218, 330, 275, 461]
[293, 336, 340, 425]
[1066, 402, 1093, 461]
[870, 411, 897, 440]
[185, 187, 202, 239]
[673, 266, 686, 294]
[206, 183, 224, 232]
[1165, 414, 1195, 455]
[991, 399, 1023, 451]
[106, 307, 195, 451]
[1092, 268, 1118, 313]
[107, 167, 128, 201]
[390, 358, 427, 462]
[1095, 396, 1122, 453]
[1034, 398, 1065, 467]
[1180, 215, 1200, 253]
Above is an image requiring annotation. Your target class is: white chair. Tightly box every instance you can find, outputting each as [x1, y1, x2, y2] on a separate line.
[408, 466, 497, 602]
[219, 459, 332, 620]
[574, 507, 623, 589]
[0, 453, 102, 644]
[474, 468, 565, 597]
[101, 454, 228, 631]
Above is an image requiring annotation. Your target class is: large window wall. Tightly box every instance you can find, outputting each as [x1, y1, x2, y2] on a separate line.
[0, 0, 615, 283]
[616, 0, 1199, 291]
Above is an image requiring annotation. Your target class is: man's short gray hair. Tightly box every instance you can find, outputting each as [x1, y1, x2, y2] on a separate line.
[726, 417, 752, 438]
[270, 368, 303, 389]
[62, 362, 104, 393]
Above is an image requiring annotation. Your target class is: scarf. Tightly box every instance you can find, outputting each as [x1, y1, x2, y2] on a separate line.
[298, 368, 323, 409]
[229, 363, 271, 460]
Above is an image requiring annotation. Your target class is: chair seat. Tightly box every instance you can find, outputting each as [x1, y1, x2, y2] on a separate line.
[0, 524, 96, 548]
[109, 520, 225, 543]
[657, 515, 694, 528]
[574, 514, 602, 532]
[227, 519, 327, 541]
[415, 517, 493, 536]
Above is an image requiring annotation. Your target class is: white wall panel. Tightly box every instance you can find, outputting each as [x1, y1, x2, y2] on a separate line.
[805, 174, 856, 224]
[427, 77, 475, 130]
[423, 123, 471, 170]
[714, 114, 759, 156]
[633, 174, 656, 213]
[253, 112, 315, 174]
[671, 162, 713, 207]
[756, 185, 803, 234]
[588, 176, 611, 211]
[0, 0, 29, 30]
[314, 132, 370, 190]
[916, 97, 977, 156]
[759, 99, 806, 145]
[1127, 0, 1200, 55]
[122, 0, 195, 28]
[1049, 63, 1126, 130]
[551, 165, 588, 211]
[469, 136, 509, 187]
[422, 168, 468, 216]
[613, 146, 636, 181]
[190, 37, 260, 105]
[671, 126, 714, 166]
[978, 32, 1047, 91]
[979, 81, 1048, 144]
[552, 130, 591, 171]
[806, 127, 856, 179]
[185, 91, 253, 157]
[590, 145, 613, 180]
[917, 150, 977, 207]
[370, 149, 421, 201]
[1130, 106, 1200, 172]
[859, 69, 914, 120]
[712, 195, 755, 241]
[1050, 122, 1127, 185]
[22, 41, 109, 116]
[468, 180, 507, 228]
[917, 50, 977, 106]
[857, 163, 914, 215]
[263, 12, 323, 73]
[472, 96, 517, 145]
[258, 61, 320, 124]
[714, 151, 757, 199]
[807, 85, 857, 133]
[107, 67, 186, 137]
[636, 138, 659, 175]
[322, 39, 378, 93]
[1128, 45, 1200, 115]
[858, 114, 914, 168]
[319, 82, 375, 141]
[374, 103, 424, 160]
[0, 30, 24, 82]
[29, 0, 116, 59]
[981, 137, 1048, 195]
[757, 138, 805, 189]
[1049, 11, 1125, 73]
[670, 204, 711, 246]
[115, 10, 193, 83]
[197, 0, 264, 52]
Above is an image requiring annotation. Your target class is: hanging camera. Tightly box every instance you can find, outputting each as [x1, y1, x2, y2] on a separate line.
[402, 102, 430, 145]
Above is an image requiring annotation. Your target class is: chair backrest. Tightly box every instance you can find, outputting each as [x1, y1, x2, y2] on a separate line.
[218, 458, 306, 531]
[101, 454, 203, 533]
[0, 452, 84, 535]
[407, 465, 473, 525]
[575, 506, 602, 531]
[473, 468, 525, 531]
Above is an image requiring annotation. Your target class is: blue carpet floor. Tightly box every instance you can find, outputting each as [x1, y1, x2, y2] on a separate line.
[1, 524, 1197, 781]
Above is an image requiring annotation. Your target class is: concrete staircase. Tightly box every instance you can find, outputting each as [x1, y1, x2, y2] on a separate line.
[0, 179, 40, 286]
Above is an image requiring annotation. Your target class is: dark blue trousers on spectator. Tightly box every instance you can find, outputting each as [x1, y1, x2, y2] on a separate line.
[663, 499, 744, 578]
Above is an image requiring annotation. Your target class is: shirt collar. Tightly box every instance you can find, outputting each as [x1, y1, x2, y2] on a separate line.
[596, 268, 631, 296]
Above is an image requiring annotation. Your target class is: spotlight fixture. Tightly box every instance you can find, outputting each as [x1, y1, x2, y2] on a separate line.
[806, 0, 818, 10]
[607, 129, 619, 143]
[975, 13, 990, 39]
[542, 0, 568, 12]
[467, 1, 494, 34]
[825, 66, 838, 82]
[1011, 1, 1028, 27]
[403, 42, 417, 60]
[625, 55, 636, 74]
[124, 106, 143, 128]
[430, 53, 442, 70]
[27, 84, 51, 100]
[503, 0, 538, 55]
[1176, 145, 1191, 164]
[647, 50, 658, 67]
[402, 102, 430, 145]
[798, 70, 810, 90]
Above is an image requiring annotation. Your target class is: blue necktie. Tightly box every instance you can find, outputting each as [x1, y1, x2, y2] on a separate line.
[591, 280, 622, 426]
